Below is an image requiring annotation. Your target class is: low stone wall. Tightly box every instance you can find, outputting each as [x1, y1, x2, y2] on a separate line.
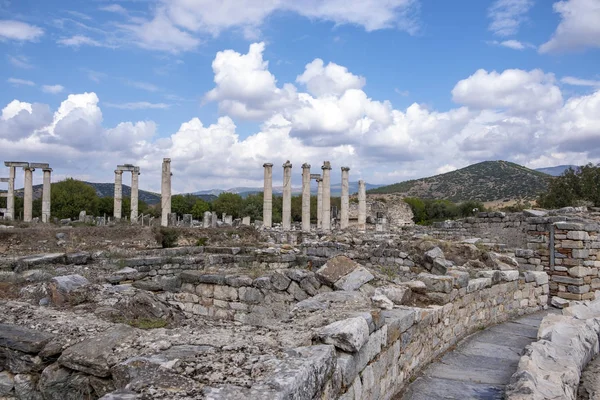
[506, 298, 600, 400]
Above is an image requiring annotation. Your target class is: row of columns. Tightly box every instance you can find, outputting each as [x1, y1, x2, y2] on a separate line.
[113, 165, 141, 222]
[1, 162, 52, 223]
[262, 161, 366, 232]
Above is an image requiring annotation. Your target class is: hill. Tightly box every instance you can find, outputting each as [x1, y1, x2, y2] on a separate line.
[367, 161, 552, 202]
[194, 181, 383, 198]
[534, 165, 577, 177]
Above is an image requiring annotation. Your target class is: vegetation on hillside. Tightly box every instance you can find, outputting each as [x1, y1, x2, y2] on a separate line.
[537, 163, 600, 208]
[404, 198, 485, 225]
[369, 161, 551, 202]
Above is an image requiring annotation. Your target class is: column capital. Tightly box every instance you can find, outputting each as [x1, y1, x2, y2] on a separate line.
[42, 168, 53, 173]
[114, 170, 124, 175]
[282, 160, 292, 168]
[23, 167, 35, 172]
[341, 166, 350, 172]
[263, 163, 273, 168]
[302, 163, 311, 169]
[163, 158, 171, 163]
[321, 161, 332, 170]
[316, 177, 323, 182]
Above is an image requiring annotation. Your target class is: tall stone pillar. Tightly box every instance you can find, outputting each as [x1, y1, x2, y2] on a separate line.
[282, 161, 292, 230]
[5, 166, 15, 220]
[114, 170, 123, 220]
[23, 167, 34, 222]
[321, 161, 332, 231]
[340, 167, 350, 230]
[301, 164, 311, 232]
[130, 168, 140, 222]
[263, 163, 273, 228]
[317, 178, 323, 229]
[358, 180, 366, 232]
[161, 158, 171, 227]
[42, 168, 52, 223]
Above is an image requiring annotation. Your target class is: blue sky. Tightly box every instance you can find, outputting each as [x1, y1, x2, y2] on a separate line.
[0, 0, 599, 193]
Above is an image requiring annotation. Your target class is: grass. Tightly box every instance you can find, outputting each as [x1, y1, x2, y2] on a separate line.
[116, 317, 168, 329]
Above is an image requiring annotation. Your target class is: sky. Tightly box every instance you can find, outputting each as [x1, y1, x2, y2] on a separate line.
[0, 0, 599, 194]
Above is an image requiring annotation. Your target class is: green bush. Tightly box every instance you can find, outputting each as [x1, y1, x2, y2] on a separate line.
[538, 163, 600, 208]
[404, 197, 485, 225]
[153, 227, 179, 248]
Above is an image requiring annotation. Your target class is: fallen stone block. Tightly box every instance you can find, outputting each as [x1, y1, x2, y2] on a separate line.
[333, 267, 374, 291]
[0, 323, 54, 353]
[374, 286, 411, 305]
[371, 294, 394, 310]
[314, 317, 370, 353]
[417, 273, 452, 294]
[316, 255, 359, 286]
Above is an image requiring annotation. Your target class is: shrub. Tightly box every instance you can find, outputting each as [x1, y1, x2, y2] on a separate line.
[153, 227, 179, 248]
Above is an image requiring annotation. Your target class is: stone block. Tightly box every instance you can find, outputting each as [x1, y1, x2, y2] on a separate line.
[424, 247, 444, 263]
[572, 249, 590, 259]
[561, 240, 584, 249]
[552, 275, 584, 285]
[555, 222, 585, 230]
[567, 231, 590, 241]
[466, 277, 492, 293]
[374, 286, 411, 305]
[270, 272, 291, 291]
[213, 285, 238, 301]
[382, 309, 415, 345]
[550, 296, 569, 308]
[238, 287, 264, 304]
[417, 273, 452, 294]
[287, 281, 308, 301]
[316, 256, 359, 285]
[568, 266, 592, 278]
[568, 285, 590, 294]
[524, 271, 549, 285]
[0, 324, 54, 353]
[314, 317, 370, 353]
[334, 267, 374, 291]
[500, 270, 519, 282]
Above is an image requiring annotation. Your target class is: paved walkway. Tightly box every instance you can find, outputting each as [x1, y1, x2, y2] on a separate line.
[399, 310, 555, 400]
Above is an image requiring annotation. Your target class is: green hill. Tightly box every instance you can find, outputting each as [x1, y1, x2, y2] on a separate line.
[368, 161, 552, 202]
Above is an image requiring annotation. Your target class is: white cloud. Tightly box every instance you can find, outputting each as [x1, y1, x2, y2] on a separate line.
[561, 76, 600, 87]
[42, 85, 65, 94]
[0, 20, 43, 41]
[488, 0, 533, 36]
[296, 59, 366, 97]
[7, 55, 33, 69]
[7, 77, 35, 87]
[2, 100, 32, 120]
[104, 102, 170, 110]
[57, 35, 107, 48]
[126, 80, 160, 92]
[489, 39, 535, 50]
[99, 4, 128, 15]
[451, 69, 563, 113]
[540, 0, 600, 53]
[120, 0, 419, 52]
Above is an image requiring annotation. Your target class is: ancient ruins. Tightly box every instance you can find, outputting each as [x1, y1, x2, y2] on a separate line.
[1, 162, 52, 223]
[1, 157, 600, 399]
[113, 165, 141, 222]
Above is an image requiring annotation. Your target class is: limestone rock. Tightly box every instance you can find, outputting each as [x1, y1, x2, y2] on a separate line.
[374, 286, 411, 305]
[14, 373, 42, 400]
[417, 273, 452, 294]
[0, 371, 14, 395]
[314, 317, 370, 352]
[424, 247, 444, 263]
[333, 267, 374, 291]
[550, 296, 570, 309]
[316, 256, 359, 285]
[371, 294, 394, 310]
[0, 323, 54, 353]
[58, 325, 137, 377]
[487, 252, 518, 270]
[399, 280, 427, 294]
[292, 291, 370, 312]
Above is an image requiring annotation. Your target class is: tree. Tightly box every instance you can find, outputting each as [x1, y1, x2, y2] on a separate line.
[191, 199, 210, 219]
[51, 179, 99, 219]
[538, 163, 600, 208]
[241, 193, 263, 220]
[98, 197, 113, 217]
[212, 192, 244, 218]
[171, 194, 198, 217]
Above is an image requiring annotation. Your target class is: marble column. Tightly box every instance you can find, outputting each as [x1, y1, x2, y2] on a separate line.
[301, 164, 311, 232]
[317, 178, 323, 229]
[340, 167, 350, 230]
[358, 179, 366, 232]
[282, 161, 292, 230]
[130, 168, 140, 223]
[321, 161, 332, 231]
[5, 166, 15, 220]
[114, 170, 123, 220]
[263, 163, 273, 228]
[42, 168, 52, 223]
[161, 158, 171, 227]
[23, 167, 34, 222]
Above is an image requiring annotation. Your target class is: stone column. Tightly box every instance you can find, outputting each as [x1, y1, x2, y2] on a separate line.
[301, 164, 311, 232]
[5, 166, 15, 220]
[317, 178, 323, 229]
[340, 167, 350, 230]
[130, 168, 139, 223]
[161, 158, 172, 227]
[114, 170, 123, 220]
[282, 161, 292, 230]
[263, 163, 273, 228]
[321, 161, 332, 231]
[42, 168, 52, 223]
[358, 180, 366, 231]
[23, 167, 34, 222]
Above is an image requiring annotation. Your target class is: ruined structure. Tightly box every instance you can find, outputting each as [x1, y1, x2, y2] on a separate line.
[113, 164, 140, 222]
[1, 161, 52, 222]
[282, 161, 292, 230]
[263, 163, 273, 228]
[160, 158, 171, 227]
[340, 167, 350, 230]
[301, 164, 311, 232]
[321, 161, 332, 231]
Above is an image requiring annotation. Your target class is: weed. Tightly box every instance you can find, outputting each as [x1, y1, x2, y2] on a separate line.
[115, 317, 168, 329]
[196, 237, 208, 246]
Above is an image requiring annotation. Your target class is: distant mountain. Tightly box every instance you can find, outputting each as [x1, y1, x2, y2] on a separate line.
[193, 181, 383, 198]
[367, 160, 552, 202]
[534, 165, 577, 177]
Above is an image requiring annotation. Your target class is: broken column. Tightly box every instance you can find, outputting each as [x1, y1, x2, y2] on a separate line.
[358, 180, 366, 231]
[317, 178, 323, 229]
[282, 161, 292, 230]
[263, 163, 273, 228]
[203, 211, 211, 228]
[130, 167, 140, 222]
[301, 163, 311, 232]
[114, 170, 123, 220]
[321, 161, 332, 231]
[161, 158, 171, 227]
[340, 167, 350, 230]
[42, 168, 52, 223]
[5, 164, 15, 220]
[23, 166, 34, 222]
